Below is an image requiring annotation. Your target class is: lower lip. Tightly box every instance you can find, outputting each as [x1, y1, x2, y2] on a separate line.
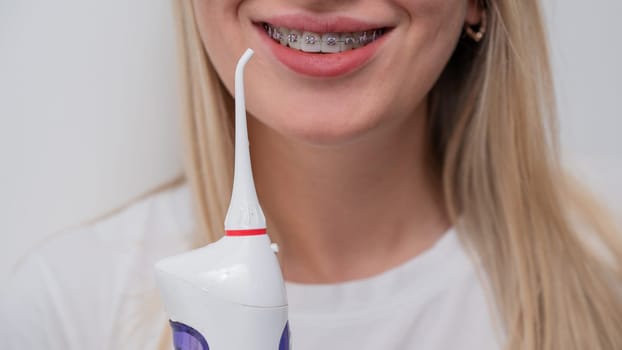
[254, 25, 390, 78]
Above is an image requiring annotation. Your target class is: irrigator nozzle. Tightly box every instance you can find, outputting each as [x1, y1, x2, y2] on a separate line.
[224, 48, 267, 235]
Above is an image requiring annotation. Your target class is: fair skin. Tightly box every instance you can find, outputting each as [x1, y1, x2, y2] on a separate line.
[193, 0, 482, 283]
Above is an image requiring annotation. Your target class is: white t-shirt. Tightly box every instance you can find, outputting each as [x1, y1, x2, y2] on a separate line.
[0, 184, 504, 349]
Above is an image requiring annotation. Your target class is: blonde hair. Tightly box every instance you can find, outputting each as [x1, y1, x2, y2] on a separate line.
[170, 0, 622, 349]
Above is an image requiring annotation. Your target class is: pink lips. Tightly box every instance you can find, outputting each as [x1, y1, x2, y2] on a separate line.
[253, 14, 392, 78]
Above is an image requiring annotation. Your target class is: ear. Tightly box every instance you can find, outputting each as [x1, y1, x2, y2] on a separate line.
[465, 0, 484, 26]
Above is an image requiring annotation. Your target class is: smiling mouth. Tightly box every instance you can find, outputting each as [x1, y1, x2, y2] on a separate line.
[261, 22, 390, 54]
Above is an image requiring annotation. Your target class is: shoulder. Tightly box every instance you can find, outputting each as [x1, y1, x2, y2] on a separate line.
[0, 183, 195, 349]
[14, 183, 196, 287]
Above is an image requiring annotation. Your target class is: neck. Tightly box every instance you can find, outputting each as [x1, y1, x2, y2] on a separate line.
[248, 104, 450, 284]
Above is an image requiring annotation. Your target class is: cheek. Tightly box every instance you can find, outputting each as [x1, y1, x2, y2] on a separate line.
[192, 0, 245, 95]
[400, 0, 467, 57]
[388, 0, 467, 105]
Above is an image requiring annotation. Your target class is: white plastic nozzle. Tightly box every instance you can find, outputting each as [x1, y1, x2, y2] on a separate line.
[224, 48, 267, 232]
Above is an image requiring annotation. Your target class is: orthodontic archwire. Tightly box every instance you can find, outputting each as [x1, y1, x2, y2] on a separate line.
[262, 24, 385, 46]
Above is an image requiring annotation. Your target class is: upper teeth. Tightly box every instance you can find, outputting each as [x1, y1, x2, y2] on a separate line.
[263, 23, 385, 53]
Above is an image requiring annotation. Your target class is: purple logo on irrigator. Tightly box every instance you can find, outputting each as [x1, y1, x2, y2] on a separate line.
[169, 320, 290, 350]
[279, 322, 290, 350]
[170, 321, 209, 350]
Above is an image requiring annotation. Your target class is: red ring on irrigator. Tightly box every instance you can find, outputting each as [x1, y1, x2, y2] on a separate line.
[225, 228, 267, 236]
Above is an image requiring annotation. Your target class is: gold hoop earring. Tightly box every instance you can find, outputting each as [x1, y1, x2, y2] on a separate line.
[464, 11, 487, 43]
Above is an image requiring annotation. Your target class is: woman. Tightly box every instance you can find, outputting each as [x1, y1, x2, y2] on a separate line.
[1, 0, 621, 349]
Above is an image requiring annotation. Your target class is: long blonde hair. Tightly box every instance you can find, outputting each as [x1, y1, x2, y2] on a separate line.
[171, 0, 622, 349]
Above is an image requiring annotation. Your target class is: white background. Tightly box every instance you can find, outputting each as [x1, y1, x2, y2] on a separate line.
[0, 0, 182, 285]
[0, 0, 620, 284]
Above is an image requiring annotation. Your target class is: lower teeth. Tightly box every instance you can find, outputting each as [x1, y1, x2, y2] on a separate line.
[262, 23, 385, 54]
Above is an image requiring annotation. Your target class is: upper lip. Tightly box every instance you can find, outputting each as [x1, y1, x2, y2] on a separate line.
[254, 13, 392, 33]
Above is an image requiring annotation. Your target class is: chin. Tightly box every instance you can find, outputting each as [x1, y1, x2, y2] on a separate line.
[268, 109, 385, 147]
[287, 127, 367, 147]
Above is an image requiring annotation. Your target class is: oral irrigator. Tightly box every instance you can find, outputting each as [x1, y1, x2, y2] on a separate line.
[155, 49, 290, 350]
